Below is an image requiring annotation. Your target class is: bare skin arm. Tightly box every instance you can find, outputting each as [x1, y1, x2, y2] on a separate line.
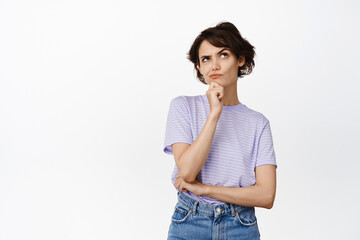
[172, 81, 224, 183]
[174, 164, 277, 209]
[172, 113, 219, 182]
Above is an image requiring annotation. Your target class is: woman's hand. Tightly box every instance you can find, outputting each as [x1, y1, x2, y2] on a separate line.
[174, 174, 207, 196]
[206, 81, 224, 117]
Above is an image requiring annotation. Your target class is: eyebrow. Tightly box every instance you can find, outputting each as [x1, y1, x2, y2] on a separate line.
[200, 48, 230, 60]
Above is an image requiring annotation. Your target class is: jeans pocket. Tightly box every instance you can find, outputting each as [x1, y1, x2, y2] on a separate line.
[235, 207, 257, 227]
[171, 202, 192, 223]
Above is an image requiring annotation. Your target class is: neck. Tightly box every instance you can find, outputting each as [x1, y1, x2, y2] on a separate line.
[221, 80, 240, 106]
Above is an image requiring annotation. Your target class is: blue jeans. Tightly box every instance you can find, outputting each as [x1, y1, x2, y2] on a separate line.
[167, 191, 261, 240]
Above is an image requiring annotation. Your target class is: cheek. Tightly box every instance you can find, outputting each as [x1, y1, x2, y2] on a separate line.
[224, 63, 239, 76]
[201, 64, 210, 73]
[199, 66, 210, 77]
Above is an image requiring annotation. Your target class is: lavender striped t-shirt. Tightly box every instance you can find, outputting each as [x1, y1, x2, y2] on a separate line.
[163, 94, 277, 205]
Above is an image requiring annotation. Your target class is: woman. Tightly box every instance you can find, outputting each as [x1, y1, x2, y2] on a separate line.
[163, 21, 277, 240]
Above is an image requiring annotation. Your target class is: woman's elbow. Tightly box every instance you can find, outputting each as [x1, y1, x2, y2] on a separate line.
[180, 171, 196, 183]
[263, 194, 275, 209]
[182, 174, 196, 183]
[264, 201, 274, 209]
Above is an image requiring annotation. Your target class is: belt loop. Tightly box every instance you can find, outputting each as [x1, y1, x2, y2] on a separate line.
[230, 204, 235, 216]
[192, 201, 198, 215]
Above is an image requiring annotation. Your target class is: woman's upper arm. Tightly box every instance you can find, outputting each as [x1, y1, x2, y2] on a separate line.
[255, 164, 277, 203]
[171, 142, 191, 164]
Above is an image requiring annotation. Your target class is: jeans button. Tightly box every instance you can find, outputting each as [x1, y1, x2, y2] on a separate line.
[216, 208, 221, 213]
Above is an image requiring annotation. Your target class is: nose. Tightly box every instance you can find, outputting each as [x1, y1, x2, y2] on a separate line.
[212, 58, 220, 71]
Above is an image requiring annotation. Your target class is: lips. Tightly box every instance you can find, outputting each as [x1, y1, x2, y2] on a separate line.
[209, 74, 223, 78]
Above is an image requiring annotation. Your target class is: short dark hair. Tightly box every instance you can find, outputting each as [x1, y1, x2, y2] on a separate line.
[187, 21, 256, 84]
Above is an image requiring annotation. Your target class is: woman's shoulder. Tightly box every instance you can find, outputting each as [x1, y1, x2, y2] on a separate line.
[170, 94, 205, 107]
[242, 105, 270, 125]
[171, 94, 204, 101]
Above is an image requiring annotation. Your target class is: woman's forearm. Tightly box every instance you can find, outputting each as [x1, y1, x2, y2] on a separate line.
[202, 184, 274, 209]
[177, 112, 219, 182]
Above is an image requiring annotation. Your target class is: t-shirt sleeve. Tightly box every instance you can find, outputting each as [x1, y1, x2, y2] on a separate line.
[163, 96, 193, 155]
[255, 119, 277, 169]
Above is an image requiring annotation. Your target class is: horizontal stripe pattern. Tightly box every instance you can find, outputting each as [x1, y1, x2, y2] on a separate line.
[164, 94, 277, 205]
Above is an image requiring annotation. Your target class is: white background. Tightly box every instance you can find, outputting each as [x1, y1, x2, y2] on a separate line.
[1, 0, 359, 239]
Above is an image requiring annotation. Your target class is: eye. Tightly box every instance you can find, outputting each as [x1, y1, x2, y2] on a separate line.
[202, 57, 210, 62]
[221, 52, 228, 58]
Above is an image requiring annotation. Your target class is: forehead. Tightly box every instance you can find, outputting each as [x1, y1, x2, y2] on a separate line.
[198, 40, 227, 55]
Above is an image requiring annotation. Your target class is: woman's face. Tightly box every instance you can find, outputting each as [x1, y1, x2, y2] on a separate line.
[197, 40, 245, 87]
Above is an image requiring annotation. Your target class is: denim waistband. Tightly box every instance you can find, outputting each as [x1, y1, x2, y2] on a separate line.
[177, 191, 250, 217]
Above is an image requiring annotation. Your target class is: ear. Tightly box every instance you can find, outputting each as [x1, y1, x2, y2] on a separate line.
[238, 56, 245, 67]
[197, 64, 203, 75]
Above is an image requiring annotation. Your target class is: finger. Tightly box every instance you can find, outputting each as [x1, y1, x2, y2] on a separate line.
[213, 87, 224, 92]
[212, 81, 221, 87]
[217, 90, 224, 98]
[210, 89, 224, 97]
[179, 185, 187, 192]
[210, 87, 223, 92]
[213, 85, 223, 89]
[174, 179, 181, 188]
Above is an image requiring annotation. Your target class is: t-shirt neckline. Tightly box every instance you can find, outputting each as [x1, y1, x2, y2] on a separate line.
[201, 95, 245, 111]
